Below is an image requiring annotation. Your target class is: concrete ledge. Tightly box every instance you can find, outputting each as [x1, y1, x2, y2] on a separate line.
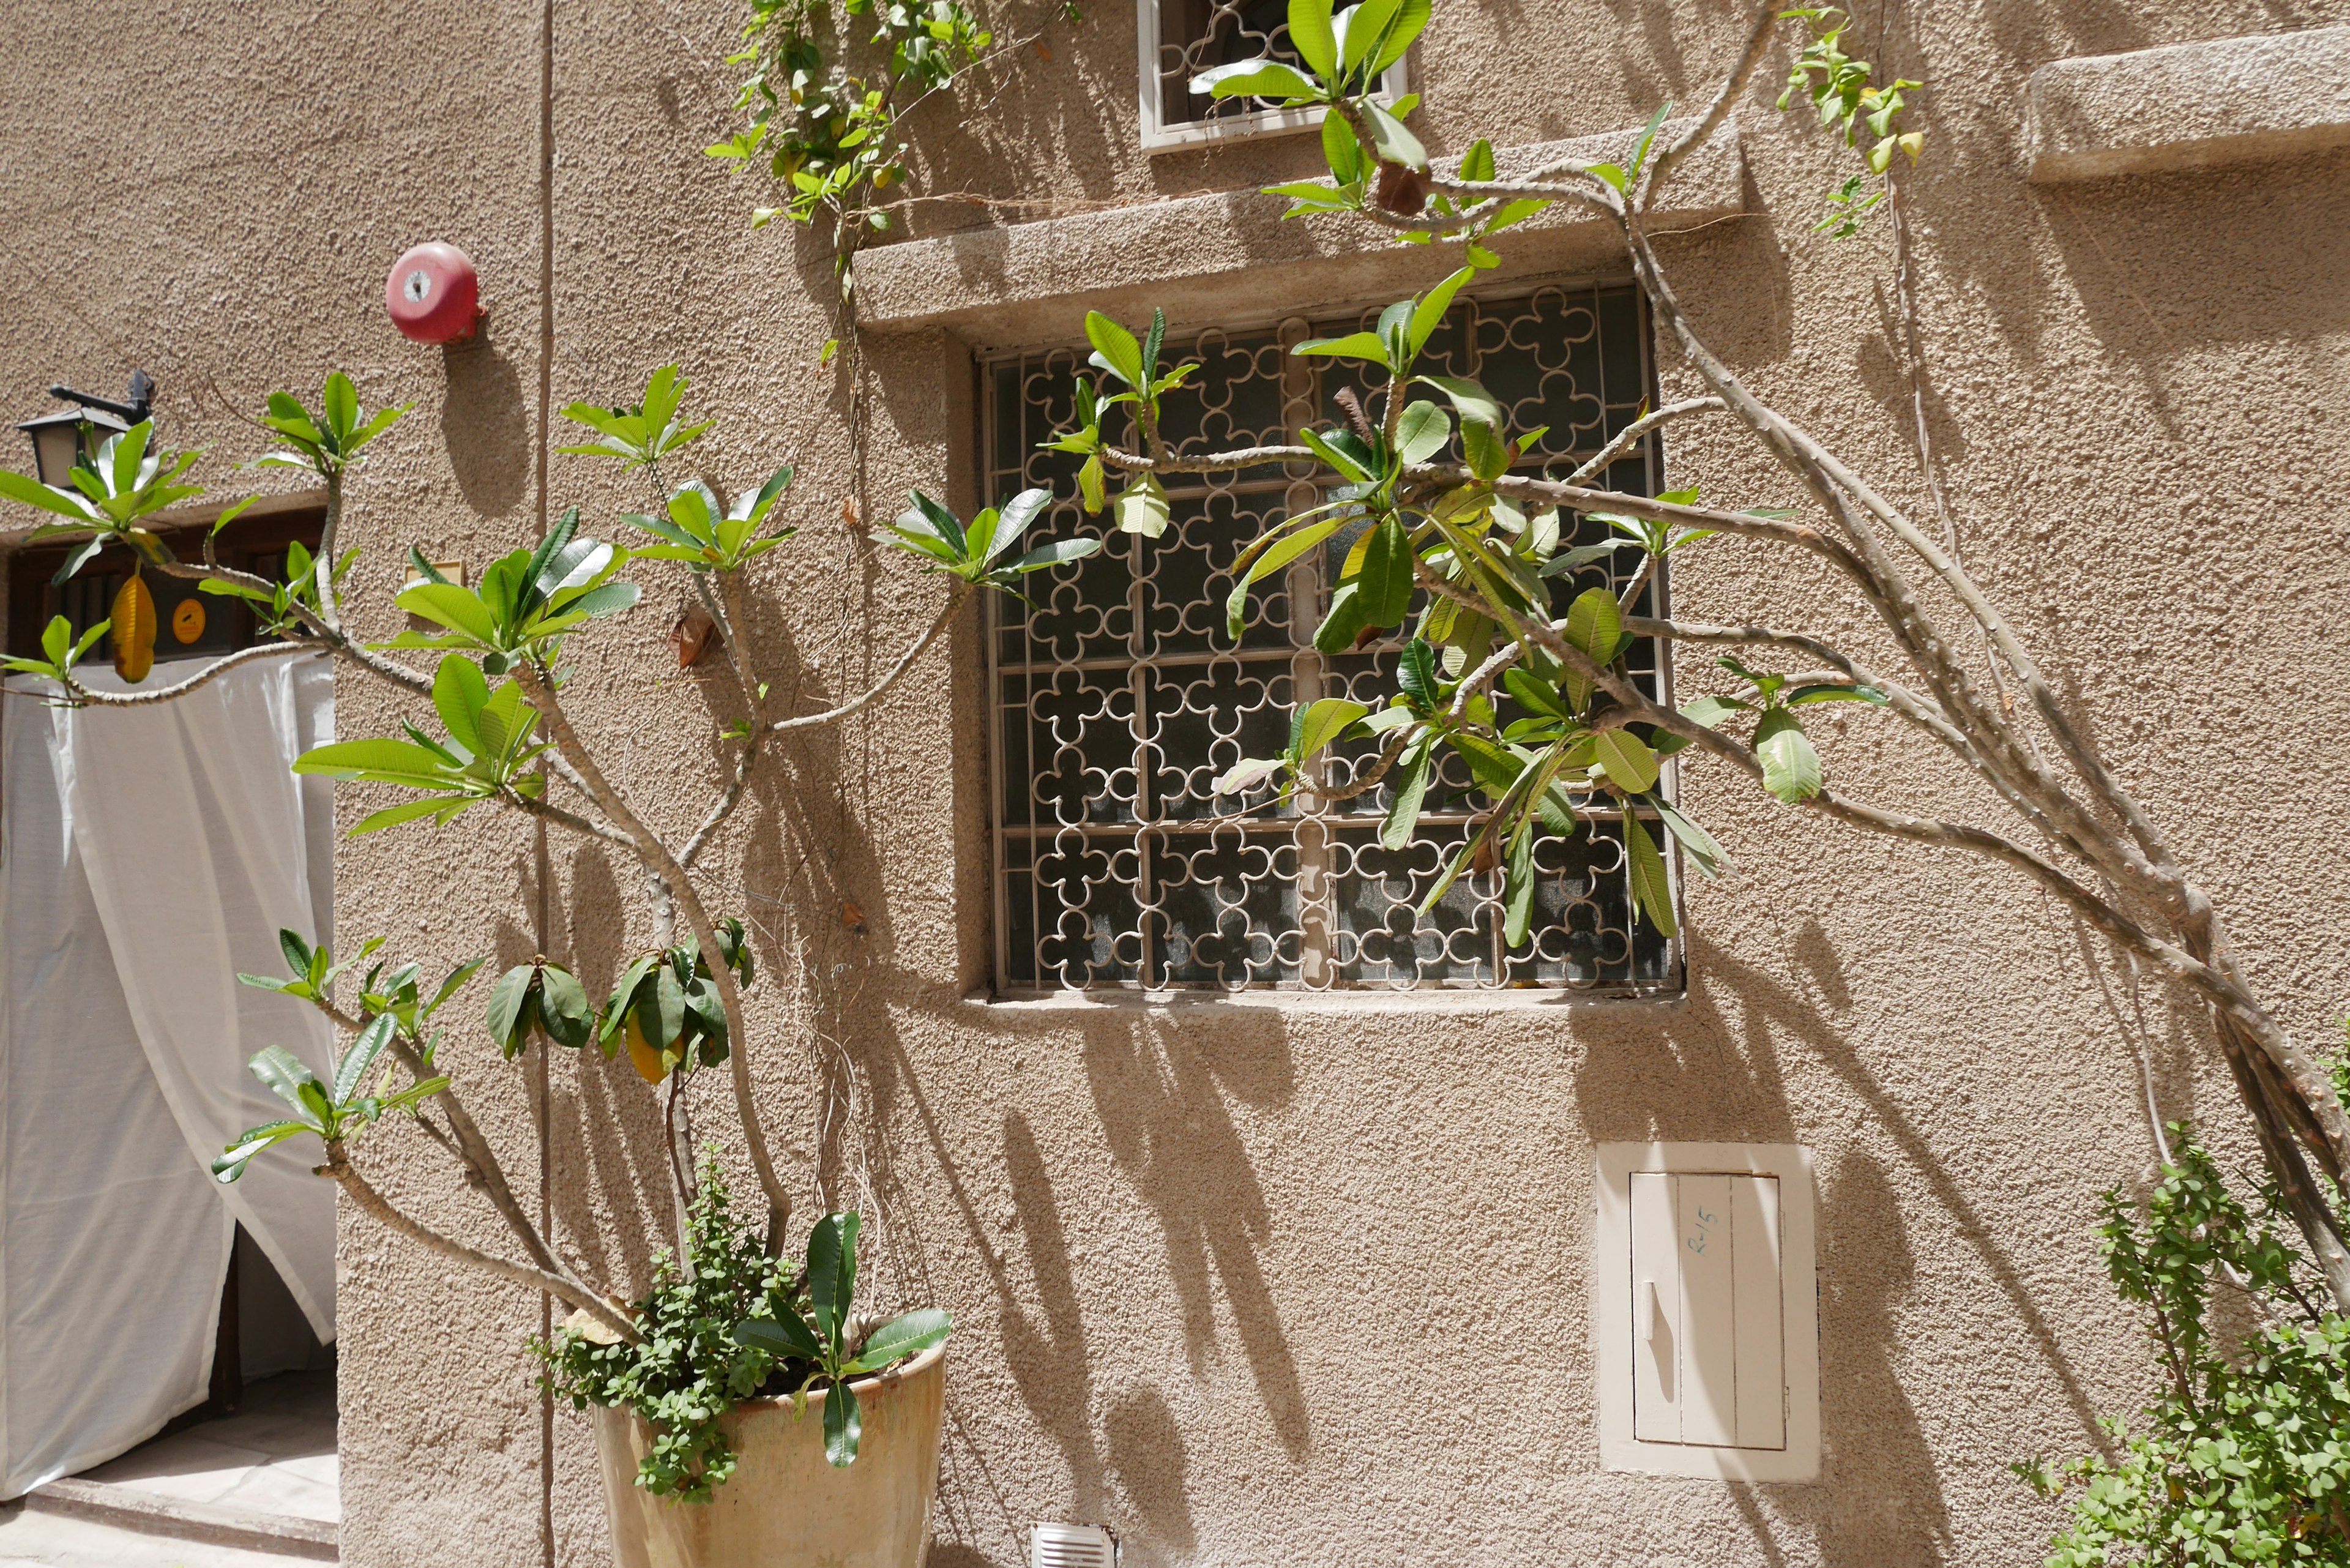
[2025, 26, 2350, 182]
[857, 118, 1744, 346]
[26, 1477, 338, 1561]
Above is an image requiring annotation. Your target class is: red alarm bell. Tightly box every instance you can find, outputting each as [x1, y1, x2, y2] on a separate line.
[385, 243, 481, 345]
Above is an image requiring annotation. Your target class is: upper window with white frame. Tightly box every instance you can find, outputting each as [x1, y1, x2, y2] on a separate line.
[980, 283, 1682, 996]
[1139, 0, 1409, 151]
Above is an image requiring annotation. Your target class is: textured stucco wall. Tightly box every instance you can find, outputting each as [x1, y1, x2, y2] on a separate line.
[5, 2, 2350, 1566]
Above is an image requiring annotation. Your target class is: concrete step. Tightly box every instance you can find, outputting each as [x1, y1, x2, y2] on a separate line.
[0, 1495, 328, 1566]
[9, 1479, 334, 1563]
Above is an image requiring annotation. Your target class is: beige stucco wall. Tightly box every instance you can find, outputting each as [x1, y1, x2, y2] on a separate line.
[5, 1, 2350, 1564]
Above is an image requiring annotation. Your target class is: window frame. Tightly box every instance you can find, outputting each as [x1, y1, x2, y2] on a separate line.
[977, 279, 1685, 999]
[1135, 0, 1412, 153]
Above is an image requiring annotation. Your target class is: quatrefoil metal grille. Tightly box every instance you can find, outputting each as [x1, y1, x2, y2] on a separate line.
[983, 284, 1683, 995]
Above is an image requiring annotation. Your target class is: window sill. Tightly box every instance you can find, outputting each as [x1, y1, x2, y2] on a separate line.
[963, 984, 1685, 1014]
[2025, 26, 2350, 182]
[855, 116, 1744, 348]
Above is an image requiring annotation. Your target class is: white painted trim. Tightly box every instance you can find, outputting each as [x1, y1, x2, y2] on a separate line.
[1592, 1141, 1821, 1482]
[1134, 1, 1410, 154]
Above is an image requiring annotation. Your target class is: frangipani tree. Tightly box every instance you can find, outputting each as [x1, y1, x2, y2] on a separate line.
[0, 0, 2340, 1533]
[0, 357, 1089, 1362]
[1024, 0, 2350, 1315]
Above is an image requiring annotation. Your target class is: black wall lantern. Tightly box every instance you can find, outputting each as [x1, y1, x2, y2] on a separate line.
[15, 371, 154, 486]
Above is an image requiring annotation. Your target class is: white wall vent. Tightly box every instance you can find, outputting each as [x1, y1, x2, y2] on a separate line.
[1593, 1141, 1821, 1481]
[1031, 1521, 1118, 1568]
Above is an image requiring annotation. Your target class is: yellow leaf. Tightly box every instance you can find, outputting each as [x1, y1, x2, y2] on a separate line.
[111, 573, 155, 683]
[625, 1013, 669, 1085]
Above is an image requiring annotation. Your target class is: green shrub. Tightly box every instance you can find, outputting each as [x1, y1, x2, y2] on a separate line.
[538, 1154, 806, 1501]
[2020, 1126, 2350, 1564]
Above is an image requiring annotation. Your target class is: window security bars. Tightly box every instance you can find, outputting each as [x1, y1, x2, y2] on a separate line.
[1138, 0, 1410, 151]
[983, 285, 1679, 995]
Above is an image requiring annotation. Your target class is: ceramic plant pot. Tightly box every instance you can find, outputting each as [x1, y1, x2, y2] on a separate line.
[593, 1343, 946, 1568]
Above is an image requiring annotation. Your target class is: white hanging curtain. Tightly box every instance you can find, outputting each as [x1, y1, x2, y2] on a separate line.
[0, 653, 336, 1498]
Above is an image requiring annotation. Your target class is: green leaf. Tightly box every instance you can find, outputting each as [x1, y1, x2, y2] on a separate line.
[734, 1310, 824, 1361]
[1294, 697, 1370, 763]
[1397, 638, 1440, 707]
[249, 1045, 325, 1121]
[293, 737, 461, 784]
[212, 1121, 312, 1182]
[432, 654, 489, 754]
[1191, 61, 1321, 101]
[1759, 725, 1822, 803]
[1624, 813, 1677, 935]
[1680, 694, 1749, 728]
[1564, 588, 1621, 668]
[1360, 99, 1427, 169]
[1291, 330, 1391, 367]
[1651, 796, 1731, 879]
[334, 1014, 397, 1103]
[1357, 515, 1415, 629]
[1381, 739, 1433, 849]
[1083, 313, 1145, 389]
[807, 1212, 861, 1352]
[1366, 0, 1430, 74]
[1311, 580, 1368, 655]
[823, 1376, 862, 1468]
[537, 965, 593, 1049]
[1395, 401, 1451, 466]
[1461, 418, 1508, 482]
[1288, 0, 1337, 78]
[0, 469, 100, 521]
[1625, 101, 1672, 183]
[1322, 107, 1366, 184]
[322, 373, 359, 447]
[1408, 266, 1476, 358]
[1503, 821, 1536, 946]
[635, 962, 687, 1048]
[397, 583, 498, 646]
[982, 489, 1051, 565]
[1001, 537, 1100, 577]
[485, 965, 539, 1056]
[1417, 374, 1503, 434]
[1452, 732, 1524, 799]
[1342, 0, 1401, 72]
[1502, 666, 1569, 719]
[1298, 427, 1377, 485]
[1590, 728, 1660, 793]
[1225, 520, 1340, 638]
[352, 797, 471, 836]
[842, 1309, 952, 1375]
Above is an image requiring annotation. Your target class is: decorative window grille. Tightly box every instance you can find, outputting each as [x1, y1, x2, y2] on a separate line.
[1138, 0, 1411, 152]
[982, 284, 1679, 996]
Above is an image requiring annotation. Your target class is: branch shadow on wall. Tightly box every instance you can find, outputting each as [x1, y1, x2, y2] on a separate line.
[545, 838, 673, 1299]
[1573, 923, 2104, 1565]
[1079, 1009, 1308, 1460]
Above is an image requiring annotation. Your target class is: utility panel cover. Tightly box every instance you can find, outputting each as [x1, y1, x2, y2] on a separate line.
[1595, 1143, 1819, 1480]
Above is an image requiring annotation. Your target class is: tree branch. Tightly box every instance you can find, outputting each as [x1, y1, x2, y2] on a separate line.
[515, 660, 794, 1246]
[326, 1142, 637, 1342]
[1564, 397, 1727, 487]
[1641, 0, 1781, 206]
[58, 641, 323, 706]
[769, 585, 968, 736]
